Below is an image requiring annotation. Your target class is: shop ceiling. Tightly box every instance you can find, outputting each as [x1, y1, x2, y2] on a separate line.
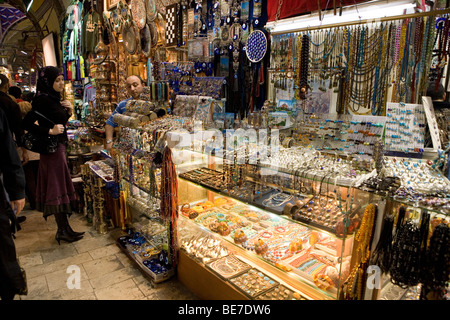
[0, 0, 67, 72]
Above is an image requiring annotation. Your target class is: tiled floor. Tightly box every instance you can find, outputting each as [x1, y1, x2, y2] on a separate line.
[12, 209, 198, 300]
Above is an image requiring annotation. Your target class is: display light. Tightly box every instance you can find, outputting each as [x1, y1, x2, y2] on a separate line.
[266, 0, 417, 33]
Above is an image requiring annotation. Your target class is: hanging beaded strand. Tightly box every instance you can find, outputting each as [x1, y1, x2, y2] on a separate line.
[343, 203, 377, 300]
[299, 34, 310, 99]
[160, 146, 179, 267]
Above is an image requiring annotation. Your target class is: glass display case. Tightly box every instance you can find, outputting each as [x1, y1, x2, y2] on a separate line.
[174, 148, 383, 300]
[108, 123, 449, 299]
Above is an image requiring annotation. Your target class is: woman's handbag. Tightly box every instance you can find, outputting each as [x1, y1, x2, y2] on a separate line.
[22, 110, 58, 154]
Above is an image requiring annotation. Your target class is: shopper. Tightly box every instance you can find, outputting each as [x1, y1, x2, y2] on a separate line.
[0, 74, 28, 225]
[105, 75, 145, 152]
[0, 75, 27, 158]
[18, 98, 40, 211]
[8, 85, 24, 102]
[22, 66, 84, 244]
[0, 107, 26, 300]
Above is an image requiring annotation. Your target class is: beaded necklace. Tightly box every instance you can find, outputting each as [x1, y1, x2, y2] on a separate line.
[389, 210, 422, 288]
[160, 146, 178, 221]
[344, 203, 376, 300]
[420, 222, 450, 300]
[397, 20, 413, 102]
[411, 17, 424, 102]
[434, 18, 450, 90]
[343, 25, 385, 114]
[299, 34, 310, 99]
[418, 16, 436, 95]
[391, 22, 407, 101]
[294, 34, 302, 100]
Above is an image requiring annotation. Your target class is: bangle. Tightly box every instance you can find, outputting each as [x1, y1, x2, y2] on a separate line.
[106, 139, 113, 144]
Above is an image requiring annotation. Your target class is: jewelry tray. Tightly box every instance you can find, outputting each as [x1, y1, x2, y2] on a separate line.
[228, 268, 279, 299]
[252, 189, 311, 215]
[205, 254, 252, 280]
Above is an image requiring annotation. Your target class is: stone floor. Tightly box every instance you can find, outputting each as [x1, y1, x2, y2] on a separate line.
[12, 209, 198, 300]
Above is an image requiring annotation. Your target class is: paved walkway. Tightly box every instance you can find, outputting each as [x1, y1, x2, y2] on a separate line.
[12, 209, 198, 300]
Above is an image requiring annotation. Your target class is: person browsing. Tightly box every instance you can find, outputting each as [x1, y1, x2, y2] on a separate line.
[22, 66, 84, 244]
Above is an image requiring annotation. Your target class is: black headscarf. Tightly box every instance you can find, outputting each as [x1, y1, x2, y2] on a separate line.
[36, 66, 63, 101]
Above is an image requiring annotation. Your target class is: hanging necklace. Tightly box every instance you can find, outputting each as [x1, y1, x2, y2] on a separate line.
[299, 34, 310, 99]
[294, 34, 302, 100]
[252, 0, 262, 27]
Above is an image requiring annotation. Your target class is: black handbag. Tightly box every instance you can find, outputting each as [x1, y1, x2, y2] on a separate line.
[22, 110, 58, 154]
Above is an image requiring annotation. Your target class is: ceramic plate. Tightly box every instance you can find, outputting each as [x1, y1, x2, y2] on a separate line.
[130, 0, 147, 30]
[246, 30, 267, 63]
[146, 0, 157, 23]
[140, 24, 152, 57]
[149, 22, 159, 48]
[123, 22, 137, 54]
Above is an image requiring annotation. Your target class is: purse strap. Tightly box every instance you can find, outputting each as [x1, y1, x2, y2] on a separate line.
[33, 110, 55, 126]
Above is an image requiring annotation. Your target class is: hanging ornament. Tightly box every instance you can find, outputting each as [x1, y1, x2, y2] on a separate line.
[252, 0, 262, 26]
[245, 29, 267, 63]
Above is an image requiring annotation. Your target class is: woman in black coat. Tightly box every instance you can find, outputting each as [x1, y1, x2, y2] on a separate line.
[0, 107, 26, 300]
[22, 66, 84, 244]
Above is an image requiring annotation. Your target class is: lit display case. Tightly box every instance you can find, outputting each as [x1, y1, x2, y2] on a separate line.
[174, 148, 383, 300]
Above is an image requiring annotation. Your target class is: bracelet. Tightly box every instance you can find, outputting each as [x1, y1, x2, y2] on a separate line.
[106, 139, 113, 144]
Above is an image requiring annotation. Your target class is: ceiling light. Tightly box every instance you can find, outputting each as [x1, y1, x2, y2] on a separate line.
[21, 51, 28, 55]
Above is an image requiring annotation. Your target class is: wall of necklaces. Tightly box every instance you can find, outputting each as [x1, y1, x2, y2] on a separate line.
[268, 11, 450, 161]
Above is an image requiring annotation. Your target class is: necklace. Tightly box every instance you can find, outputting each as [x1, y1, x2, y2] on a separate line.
[299, 34, 310, 99]
[344, 203, 376, 300]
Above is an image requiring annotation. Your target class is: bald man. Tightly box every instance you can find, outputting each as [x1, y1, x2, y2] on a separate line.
[105, 75, 145, 152]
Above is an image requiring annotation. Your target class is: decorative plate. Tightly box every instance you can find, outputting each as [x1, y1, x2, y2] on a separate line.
[110, 9, 122, 34]
[117, 1, 129, 21]
[146, 0, 157, 23]
[130, 0, 147, 30]
[122, 22, 137, 54]
[149, 22, 159, 48]
[245, 30, 267, 63]
[140, 24, 152, 57]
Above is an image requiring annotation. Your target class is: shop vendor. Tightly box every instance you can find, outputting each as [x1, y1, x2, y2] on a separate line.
[105, 75, 145, 152]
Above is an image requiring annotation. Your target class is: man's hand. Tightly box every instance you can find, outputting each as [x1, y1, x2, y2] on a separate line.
[10, 198, 25, 215]
[105, 140, 113, 152]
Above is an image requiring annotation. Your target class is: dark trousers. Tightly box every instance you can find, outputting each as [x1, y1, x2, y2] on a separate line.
[23, 160, 39, 210]
[0, 209, 25, 300]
